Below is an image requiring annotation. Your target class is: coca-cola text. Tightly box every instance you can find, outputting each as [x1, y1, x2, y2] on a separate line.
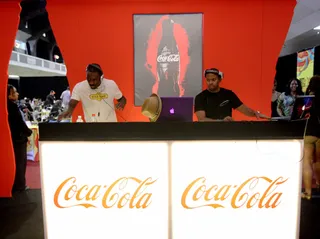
[157, 54, 180, 63]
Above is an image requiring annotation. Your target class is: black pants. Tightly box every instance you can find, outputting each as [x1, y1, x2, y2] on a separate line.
[12, 141, 27, 192]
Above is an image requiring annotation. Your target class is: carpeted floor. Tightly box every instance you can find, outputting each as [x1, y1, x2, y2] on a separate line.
[0, 190, 44, 239]
[26, 161, 41, 189]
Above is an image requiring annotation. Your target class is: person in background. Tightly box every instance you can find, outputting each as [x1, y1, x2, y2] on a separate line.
[20, 98, 34, 121]
[7, 84, 32, 193]
[60, 86, 71, 109]
[277, 78, 303, 117]
[302, 75, 320, 200]
[195, 68, 269, 121]
[44, 90, 56, 106]
[271, 79, 281, 117]
[58, 63, 127, 122]
[50, 100, 63, 119]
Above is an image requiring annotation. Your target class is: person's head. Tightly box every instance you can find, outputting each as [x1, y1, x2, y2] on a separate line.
[86, 63, 103, 89]
[285, 78, 303, 95]
[273, 79, 278, 92]
[204, 68, 223, 92]
[7, 84, 19, 101]
[306, 75, 320, 96]
[54, 100, 62, 107]
[67, 86, 70, 90]
[50, 90, 55, 95]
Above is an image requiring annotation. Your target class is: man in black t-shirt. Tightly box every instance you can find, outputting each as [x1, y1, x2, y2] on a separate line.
[44, 90, 56, 106]
[195, 68, 268, 121]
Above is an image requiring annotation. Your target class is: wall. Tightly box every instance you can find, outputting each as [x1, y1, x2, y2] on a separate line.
[0, 1, 20, 197]
[47, 0, 295, 122]
[0, 0, 295, 197]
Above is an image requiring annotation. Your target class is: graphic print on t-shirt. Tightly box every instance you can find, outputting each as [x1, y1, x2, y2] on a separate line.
[89, 92, 108, 101]
[219, 100, 230, 107]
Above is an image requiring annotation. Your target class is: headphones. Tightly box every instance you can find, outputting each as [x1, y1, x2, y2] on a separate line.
[86, 63, 104, 80]
[204, 68, 224, 79]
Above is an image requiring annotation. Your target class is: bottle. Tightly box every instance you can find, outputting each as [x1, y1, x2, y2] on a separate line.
[91, 114, 97, 122]
[157, 19, 180, 97]
[76, 116, 83, 123]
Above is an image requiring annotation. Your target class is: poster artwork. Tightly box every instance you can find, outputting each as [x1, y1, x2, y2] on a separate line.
[297, 48, 315, 93]
[133, 14, 203, 106]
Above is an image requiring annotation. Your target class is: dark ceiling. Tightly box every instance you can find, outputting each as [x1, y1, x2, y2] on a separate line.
[19, 0, 55, 43]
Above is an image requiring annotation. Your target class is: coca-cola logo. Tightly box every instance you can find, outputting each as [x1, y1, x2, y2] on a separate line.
[157, 54, 180, 63]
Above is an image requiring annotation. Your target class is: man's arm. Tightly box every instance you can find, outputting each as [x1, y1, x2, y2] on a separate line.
[60, 91, 64, 100]
[230, 90, 259, 118]
[236, 104, 270, 119]
[113, 81, 126, 110]
[66, 99, 79, 115]
[195, 111, 216, 122]
[57, 99, 79, 121]
[58, 84, 80, 120]
[116, 96, 127, 110]
[236, 104, 256, 117]
[194, 94, 217, 122]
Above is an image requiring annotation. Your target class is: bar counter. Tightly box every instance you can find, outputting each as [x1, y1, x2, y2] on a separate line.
[39, 121, 306, 239]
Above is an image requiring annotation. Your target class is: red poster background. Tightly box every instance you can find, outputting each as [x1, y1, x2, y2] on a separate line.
[0, 0, 295, 197]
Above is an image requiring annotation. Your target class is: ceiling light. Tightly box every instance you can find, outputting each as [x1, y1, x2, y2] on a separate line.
[9, 75, 20, 79]
[42, 33, 46, 37]
[314, 25, 320, 30]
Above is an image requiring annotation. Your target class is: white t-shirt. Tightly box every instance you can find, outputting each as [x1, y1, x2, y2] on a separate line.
[71, 79, 123, 122]
[60, 90, 71, 108]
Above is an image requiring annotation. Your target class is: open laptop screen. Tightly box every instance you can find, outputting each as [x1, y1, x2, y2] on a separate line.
[157, 97, 194, 122]
[290, 95, 315, 120]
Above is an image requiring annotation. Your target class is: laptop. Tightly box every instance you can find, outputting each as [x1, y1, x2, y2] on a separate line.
[271, 95, 315, 121]
[157, 97, 194, 122]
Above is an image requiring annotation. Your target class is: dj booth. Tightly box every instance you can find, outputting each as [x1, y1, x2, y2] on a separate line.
[39, 121, 305, 239]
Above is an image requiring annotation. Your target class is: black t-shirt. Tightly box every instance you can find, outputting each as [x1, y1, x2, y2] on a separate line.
[194, 88, 243, 120]
[45, 94, 55, 106]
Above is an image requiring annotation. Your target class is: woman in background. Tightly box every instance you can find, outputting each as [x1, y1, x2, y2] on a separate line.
[302, 75, 320, 200]
[271, 79, 281, 117]
[277, 78, 304, 117]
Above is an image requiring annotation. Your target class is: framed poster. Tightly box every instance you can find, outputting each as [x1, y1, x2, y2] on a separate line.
[133, 14, 203, 106]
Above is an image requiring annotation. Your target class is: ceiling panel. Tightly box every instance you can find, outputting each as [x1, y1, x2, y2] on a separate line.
[291, 3, 315, 24]
[280, 0, 320, 56]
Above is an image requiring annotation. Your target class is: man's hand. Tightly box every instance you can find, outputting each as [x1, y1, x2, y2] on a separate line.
[116, 97, 127, 111]
[58, 111, 71, 121]
[255, 111, 270, 120]
[57, 99, 78, 121]
[223, 116, 234, 122]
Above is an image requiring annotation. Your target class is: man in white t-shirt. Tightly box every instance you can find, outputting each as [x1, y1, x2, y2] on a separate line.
[60, 87, 71, 109]
[58, 63, 126, 122]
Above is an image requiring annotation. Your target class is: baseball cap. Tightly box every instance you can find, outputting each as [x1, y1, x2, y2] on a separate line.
[204, 68, 223, 78]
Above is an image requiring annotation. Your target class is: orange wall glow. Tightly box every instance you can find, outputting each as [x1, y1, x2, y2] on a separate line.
[0, 0, 295, 197]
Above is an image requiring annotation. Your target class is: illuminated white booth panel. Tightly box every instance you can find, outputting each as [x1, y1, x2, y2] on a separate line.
[171, 140, 303, 239]
[39, 121, 306, 239]
[40, 142, 169, 239]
